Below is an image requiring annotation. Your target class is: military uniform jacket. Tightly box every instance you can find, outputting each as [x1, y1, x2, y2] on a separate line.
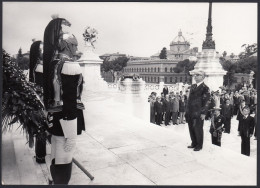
[47, 62, 85, 136]
[186, 82, 211, 120]
[239, 115, 255, 137]
[210, 114, 225, 134]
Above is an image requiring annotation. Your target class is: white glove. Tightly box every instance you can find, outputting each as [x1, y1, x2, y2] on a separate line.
[64, 138, 76, 152]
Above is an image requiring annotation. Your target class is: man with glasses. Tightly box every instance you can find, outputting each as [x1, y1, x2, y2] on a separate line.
[185, 70, 211, 151]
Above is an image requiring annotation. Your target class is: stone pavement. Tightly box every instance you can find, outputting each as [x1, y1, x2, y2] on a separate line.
[2, 91, 257, 185]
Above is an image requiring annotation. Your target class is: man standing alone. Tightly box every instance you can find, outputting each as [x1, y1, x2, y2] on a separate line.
[185, 70, 210, 151]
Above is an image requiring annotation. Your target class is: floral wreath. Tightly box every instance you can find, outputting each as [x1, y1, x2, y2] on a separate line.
[82, 26, 98, 48]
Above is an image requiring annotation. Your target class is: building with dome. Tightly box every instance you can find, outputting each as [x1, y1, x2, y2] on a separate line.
[122, 30, 198, 84]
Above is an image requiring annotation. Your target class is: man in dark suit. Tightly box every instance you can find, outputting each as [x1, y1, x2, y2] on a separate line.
[154, 97, 164, 126]
[185, 70, 210, 151]
[221, 99, 233, 133]
[163, 94, 171, 126]
[238, 106, 255, 156]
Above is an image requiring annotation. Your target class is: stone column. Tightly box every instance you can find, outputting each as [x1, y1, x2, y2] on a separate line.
[77, 42, 107, 99]
[190, 49, 226, 92]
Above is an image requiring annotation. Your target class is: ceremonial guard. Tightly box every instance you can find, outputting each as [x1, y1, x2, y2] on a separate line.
[43, 15, 85, 184]
[209, 107, 225, 147]
[29, 40, 46, 163]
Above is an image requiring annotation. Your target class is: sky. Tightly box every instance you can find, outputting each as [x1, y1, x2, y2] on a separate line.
[3, 2, 257, 57]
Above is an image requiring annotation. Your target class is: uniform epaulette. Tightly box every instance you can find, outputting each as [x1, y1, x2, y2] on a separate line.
[61, 62, 82, 75]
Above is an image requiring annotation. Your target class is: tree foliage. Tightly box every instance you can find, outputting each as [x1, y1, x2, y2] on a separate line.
[16, 48, 30, 70]
[239, 43, 257, 59]
[101, 56, 129, 72]
[159, 47, 167, 59]
[219, 43, 257, 88]
[101, 56, 129, 82]
[173, 59, 197, 74]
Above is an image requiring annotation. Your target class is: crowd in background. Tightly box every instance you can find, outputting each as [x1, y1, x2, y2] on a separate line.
[148, 85, 257, 140]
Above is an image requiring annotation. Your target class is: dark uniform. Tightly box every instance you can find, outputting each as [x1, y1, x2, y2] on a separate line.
[185, 82, 211, 150]
[239, 115, 255, 156]
[163, 99, 171, 126]
[154, 100, 163, 125]
[221, 104, 233, 133]
[209, 114, 225, 146]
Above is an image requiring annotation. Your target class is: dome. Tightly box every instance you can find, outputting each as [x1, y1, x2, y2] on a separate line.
[170, 30, 188, 45]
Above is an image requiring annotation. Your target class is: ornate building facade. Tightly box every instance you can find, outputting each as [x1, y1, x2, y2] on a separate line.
[123, 30, 198, 84]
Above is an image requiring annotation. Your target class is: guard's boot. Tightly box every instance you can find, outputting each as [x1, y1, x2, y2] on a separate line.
[51, 162, 72, 184]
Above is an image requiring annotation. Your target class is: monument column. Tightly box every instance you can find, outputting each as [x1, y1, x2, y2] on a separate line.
[77, 27, 107, 100]
[190, 2, 226, 92]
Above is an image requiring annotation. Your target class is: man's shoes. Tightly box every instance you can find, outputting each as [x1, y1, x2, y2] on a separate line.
[193, 148, 201, 151]
[187, 145, 195, 149]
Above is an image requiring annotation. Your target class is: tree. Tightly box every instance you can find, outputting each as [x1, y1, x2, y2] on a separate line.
[101, 56, 129, 82]
[173, 59, 197, 74]
[159, 47, 167, 59]
[219, 59, 237, 88]
[239, 43, 257, 59]
[219, 44, 257, 88]
[16, 48, 29, 70]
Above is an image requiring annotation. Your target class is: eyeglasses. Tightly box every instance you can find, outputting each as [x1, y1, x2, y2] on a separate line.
[194, 74, 203, 77]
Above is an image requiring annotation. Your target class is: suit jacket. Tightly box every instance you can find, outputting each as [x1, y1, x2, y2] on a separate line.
[221, 104, 233, 118]
[172, 98, 180, 112]
[179, 100, 186, 112]
[239, 115, 255, 137]
[163, 99, 171, 112]
[154, 101, 164, 113]
[185, 82, 210, 120]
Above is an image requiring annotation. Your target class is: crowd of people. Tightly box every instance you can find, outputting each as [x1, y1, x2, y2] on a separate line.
[148, 71, 257, 156]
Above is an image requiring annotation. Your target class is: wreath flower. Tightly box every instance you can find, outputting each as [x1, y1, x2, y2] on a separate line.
[82, 26, 98, 48]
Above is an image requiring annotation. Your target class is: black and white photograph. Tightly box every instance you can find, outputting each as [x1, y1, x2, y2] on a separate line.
[2, 1, 258, 185]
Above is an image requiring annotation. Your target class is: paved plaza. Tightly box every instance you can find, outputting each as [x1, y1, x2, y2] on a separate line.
[2, 90, 257, 185]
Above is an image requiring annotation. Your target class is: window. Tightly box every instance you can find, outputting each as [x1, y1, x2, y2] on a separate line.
[170, 77, 172, 82]
[170, 67, 172, 72]
[165, 77, 167, 83]
[151, 67, 153, 72]
[158, 77, 160, 82]
[148, 77, 150, 82]
[148, 68, 150, 72]
[154, 77, 156, 82]
[151, 77, 153, 82]
[158, 67, 160, 72]
[154, 68, 156, 72]
[142, 68, 144, 72]
[175, 77, 177, 82]
[165, 67, 167, 72]
[180, 77, 183, 82]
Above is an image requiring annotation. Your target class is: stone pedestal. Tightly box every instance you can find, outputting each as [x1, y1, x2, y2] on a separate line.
[190, 49, 226, 92]
[77, 42, 107, 98]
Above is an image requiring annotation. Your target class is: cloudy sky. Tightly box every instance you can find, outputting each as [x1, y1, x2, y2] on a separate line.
[3, 2, 257, 57]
